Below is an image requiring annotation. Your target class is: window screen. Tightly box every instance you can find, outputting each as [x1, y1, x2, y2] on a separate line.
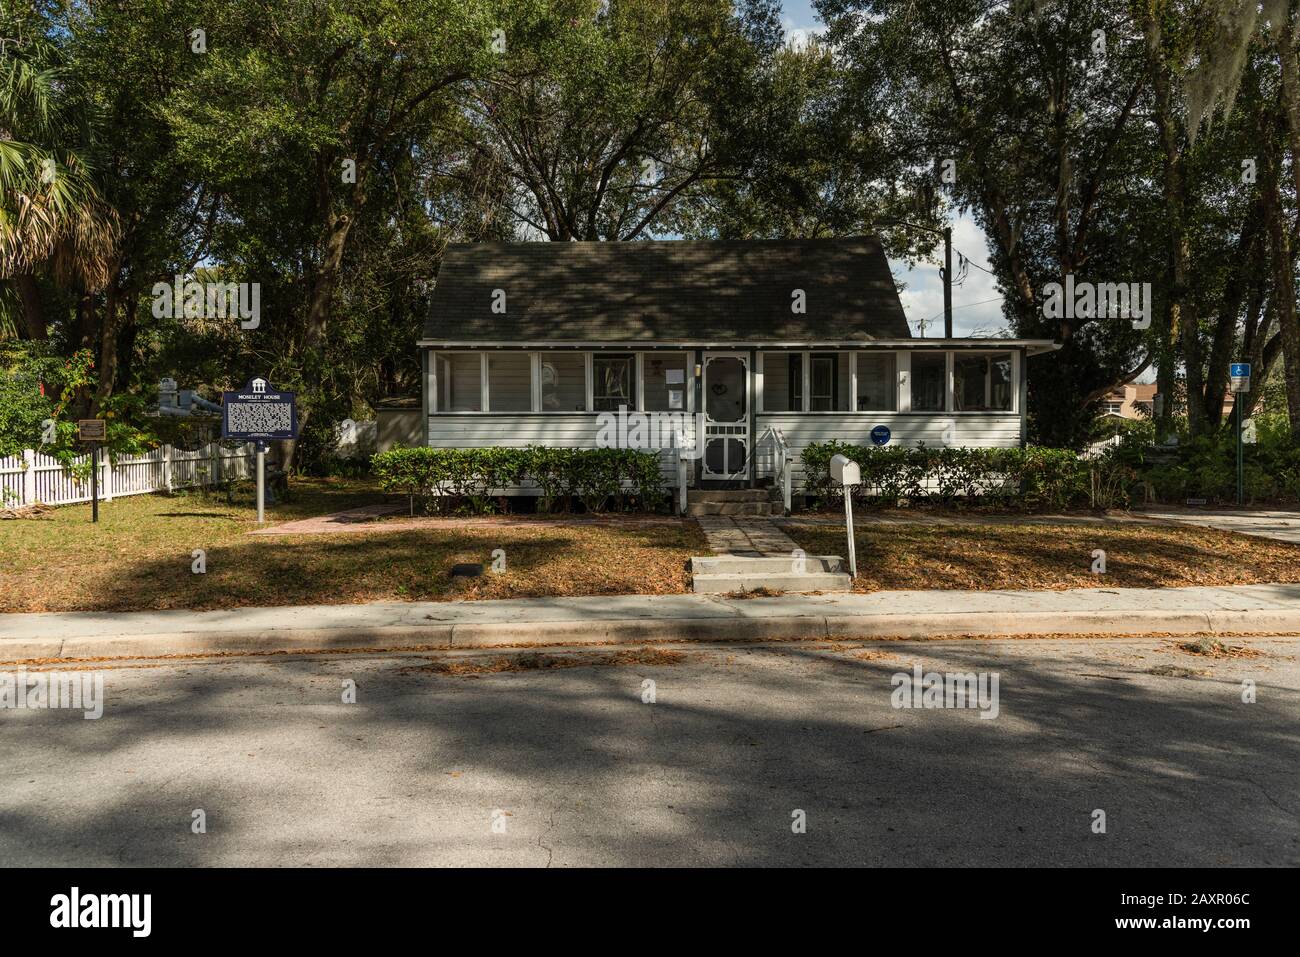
[540, 354, 587, 412]
[911, 353, 947, 412]
[487, 352, 532, 412]
[857, 353, 897, 411]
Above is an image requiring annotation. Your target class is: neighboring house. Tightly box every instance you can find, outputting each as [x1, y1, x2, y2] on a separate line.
[372, 397, 423, 454]
[1100, 382, 1250, 421]
[419, 238, 1059, 496]
[1100, 382, 1157, 419]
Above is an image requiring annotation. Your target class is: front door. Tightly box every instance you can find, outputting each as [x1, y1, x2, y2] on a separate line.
[701, 352, 749, 481]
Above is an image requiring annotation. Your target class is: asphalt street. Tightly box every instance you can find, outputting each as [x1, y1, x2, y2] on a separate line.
[2, 636, 1296, 866]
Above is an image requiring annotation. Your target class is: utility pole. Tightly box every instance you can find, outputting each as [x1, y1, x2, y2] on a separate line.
[943, 226, 953, 339]
[875, 219, 954, 339]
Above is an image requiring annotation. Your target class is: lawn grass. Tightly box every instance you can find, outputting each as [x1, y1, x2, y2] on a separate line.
[0, 478, 705, 612]
[784, 522, 1300, 592]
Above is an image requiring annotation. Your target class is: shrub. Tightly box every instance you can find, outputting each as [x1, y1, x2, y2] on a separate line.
[804, 427, 1300, 509]
[370, 446, 666, 514]
[802, 442, 1084, 510]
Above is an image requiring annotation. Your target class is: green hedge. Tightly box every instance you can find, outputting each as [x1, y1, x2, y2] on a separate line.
[371, 446, 667, 513]
[802, 442, 1085, 510]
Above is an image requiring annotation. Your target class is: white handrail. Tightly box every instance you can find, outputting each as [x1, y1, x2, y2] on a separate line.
[754, 427, 792, 515]
[675, 430, 690, 516]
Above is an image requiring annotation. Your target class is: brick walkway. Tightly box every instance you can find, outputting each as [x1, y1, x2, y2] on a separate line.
[695, 516, 801, 557]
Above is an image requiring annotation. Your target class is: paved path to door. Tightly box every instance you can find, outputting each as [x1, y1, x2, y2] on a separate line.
[695, 516, 800, 557]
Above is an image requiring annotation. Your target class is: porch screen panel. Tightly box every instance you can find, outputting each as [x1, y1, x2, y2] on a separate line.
[761, 352, 793, 412]
[441, 353, 482, 412]
[953, 352, 1013, 411]
[593, 354, 635, 412]
[990, 353, 1013, 410]
[643, 353, 689, 412]
[911, 353, 946, 412]
[837, 352, 852, 411]
[540, 353, 587, 411]
[857, 353, 897, 411]
[487, 352, 532, 412]
[810, 353, 840, 411]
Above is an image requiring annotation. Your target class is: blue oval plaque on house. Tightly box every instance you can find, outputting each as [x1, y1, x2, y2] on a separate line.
[870, 425, 891, 446]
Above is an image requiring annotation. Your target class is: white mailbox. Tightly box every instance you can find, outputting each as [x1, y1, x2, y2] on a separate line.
[830, 454, 861, 486]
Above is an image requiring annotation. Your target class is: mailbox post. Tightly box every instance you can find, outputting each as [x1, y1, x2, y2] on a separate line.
[830, 453, 861, 578]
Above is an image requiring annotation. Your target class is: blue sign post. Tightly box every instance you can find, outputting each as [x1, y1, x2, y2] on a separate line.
[870, 425, 891, 446]
[1229, 363, 1251, 506]
[221, 378, 297, 522]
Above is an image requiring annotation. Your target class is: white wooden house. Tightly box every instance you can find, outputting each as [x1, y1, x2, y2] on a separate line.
[419, 238, 1059, 502]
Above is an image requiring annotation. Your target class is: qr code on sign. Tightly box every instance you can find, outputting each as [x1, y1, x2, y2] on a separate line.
[227, 402, 291, 435]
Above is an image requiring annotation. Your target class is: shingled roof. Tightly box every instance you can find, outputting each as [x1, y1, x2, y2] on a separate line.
[422, 238, 910, 343]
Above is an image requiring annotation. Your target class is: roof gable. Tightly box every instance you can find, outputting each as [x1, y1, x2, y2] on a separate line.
[423, 238, 911, 343]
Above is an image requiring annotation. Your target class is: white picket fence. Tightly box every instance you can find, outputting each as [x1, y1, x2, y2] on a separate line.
[0, 443, 257, 507]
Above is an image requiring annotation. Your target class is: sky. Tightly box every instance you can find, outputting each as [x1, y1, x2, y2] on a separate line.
[780, 1, 1010, 340]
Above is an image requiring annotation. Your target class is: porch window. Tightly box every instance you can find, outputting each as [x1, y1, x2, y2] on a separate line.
[758, 352, 794, 412]
[593, 353, 635, 411]
[438, 353, 482, 412]
[788, 354, 803, 410]
[911, 353, 947, 412]
[540, 353, 587, 411]
[486, 352, 532, 412]
[856, 353, 897, 411]
[643, 353, 689, 412]
[954, 352, 1013, 412]
[810, 353, 840, 411]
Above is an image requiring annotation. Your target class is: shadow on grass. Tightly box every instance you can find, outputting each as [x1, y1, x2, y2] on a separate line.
[82, 523, 702, 611]
[789, 523, 1300, 591]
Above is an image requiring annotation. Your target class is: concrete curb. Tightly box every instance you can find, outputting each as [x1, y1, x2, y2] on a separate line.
[3, 606, 1298, 662]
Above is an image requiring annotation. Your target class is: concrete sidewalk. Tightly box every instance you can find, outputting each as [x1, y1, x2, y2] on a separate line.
[3, 583, 1300, 661]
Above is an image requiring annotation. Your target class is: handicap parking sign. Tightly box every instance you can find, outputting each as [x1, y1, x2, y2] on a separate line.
[1229, 363, 1251, 393]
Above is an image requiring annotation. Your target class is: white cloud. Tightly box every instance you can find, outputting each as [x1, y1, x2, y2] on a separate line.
[893, 214, 1009, 338]
[782, 16, 826, 50]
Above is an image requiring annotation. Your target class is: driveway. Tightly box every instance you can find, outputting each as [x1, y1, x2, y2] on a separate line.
[1, 636, 1295, 866]
[1136, 509, 1300, 545]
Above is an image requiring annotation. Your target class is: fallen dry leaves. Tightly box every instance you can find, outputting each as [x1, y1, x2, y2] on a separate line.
[786, 522, 1300, 592]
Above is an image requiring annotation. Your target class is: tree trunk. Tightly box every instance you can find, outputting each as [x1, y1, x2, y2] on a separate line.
[14, 273, 46, 340]
[277, 210, 354, 472]
[1145, 11, 1199, 437]
[93, 287, 121, 413]
[1263, 155, 1300, 439]
[1203, 210, 1261, 429]
[1272, 8, 1300, 438]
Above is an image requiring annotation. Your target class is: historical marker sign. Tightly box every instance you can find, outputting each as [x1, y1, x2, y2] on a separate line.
[77, 419, 107, 442]
[870, 425, 891, 446]
[221, 377, 298, 441]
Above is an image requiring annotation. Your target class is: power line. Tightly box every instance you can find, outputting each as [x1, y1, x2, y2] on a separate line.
[920, 295, 1004, 325]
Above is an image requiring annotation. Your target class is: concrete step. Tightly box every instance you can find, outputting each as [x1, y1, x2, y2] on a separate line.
[691, 555, 846, 575]
[691, 572, 854, 594]
[687, 489, 771, 503]
[686, 502, 776, 516]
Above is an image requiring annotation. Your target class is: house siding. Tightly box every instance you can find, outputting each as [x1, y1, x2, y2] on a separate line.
[426, 410, 1022, 494]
